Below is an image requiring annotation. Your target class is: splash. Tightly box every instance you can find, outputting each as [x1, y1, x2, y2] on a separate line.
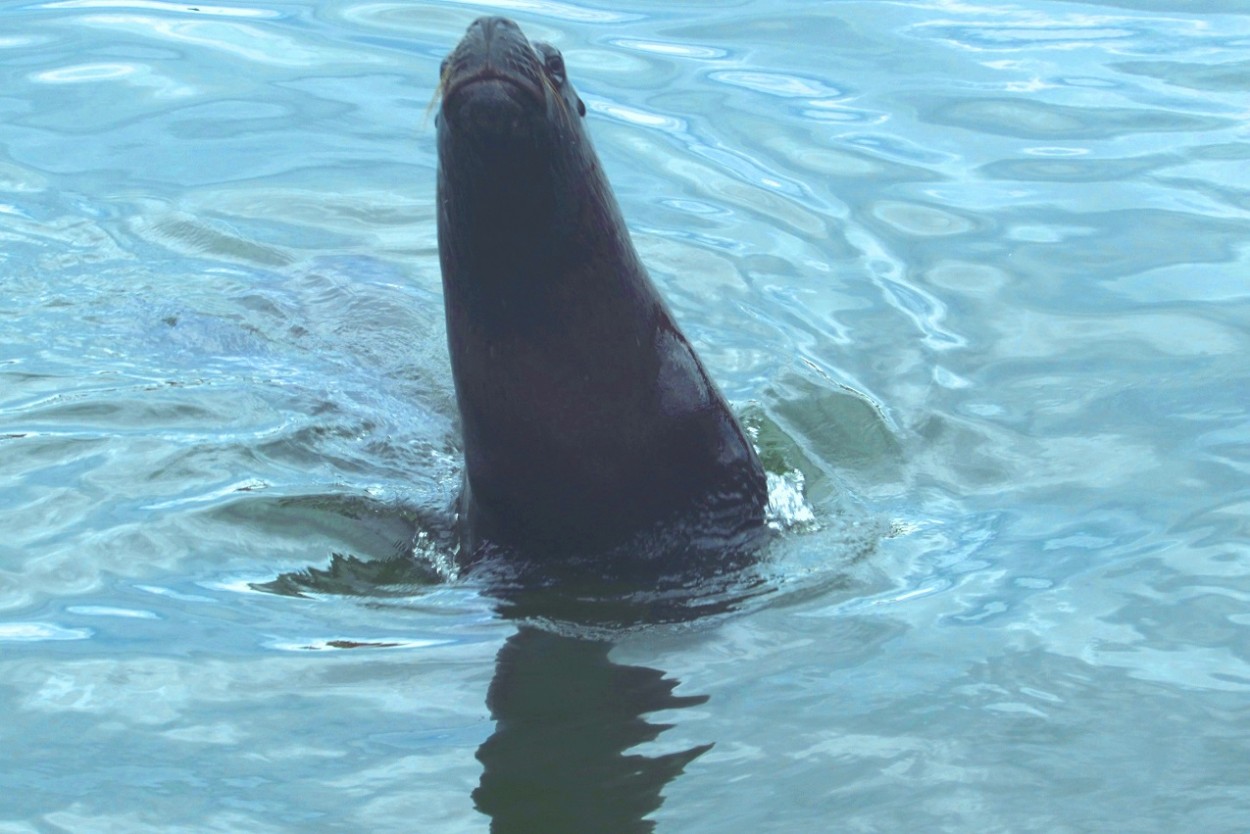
[765, 468, 819, 532]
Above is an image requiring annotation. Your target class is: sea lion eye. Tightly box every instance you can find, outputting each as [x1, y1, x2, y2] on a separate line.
[536, 43, 566, 85]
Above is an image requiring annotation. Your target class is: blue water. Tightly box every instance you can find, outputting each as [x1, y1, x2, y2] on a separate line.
[3, 0, 1250, 831]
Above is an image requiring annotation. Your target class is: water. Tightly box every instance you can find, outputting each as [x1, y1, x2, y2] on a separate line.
[2, 0, 1249, 831]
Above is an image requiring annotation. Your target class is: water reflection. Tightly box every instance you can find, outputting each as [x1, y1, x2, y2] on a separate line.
[473, 626, 711, 833]
[466, 551, 773, 832]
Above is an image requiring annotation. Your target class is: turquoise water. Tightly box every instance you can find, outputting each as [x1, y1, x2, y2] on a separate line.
[3, 0, 1249, 831]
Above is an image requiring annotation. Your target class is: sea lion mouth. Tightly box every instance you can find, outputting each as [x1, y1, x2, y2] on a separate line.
[440, 72, 547, 132]
[442, 68, 546, 111]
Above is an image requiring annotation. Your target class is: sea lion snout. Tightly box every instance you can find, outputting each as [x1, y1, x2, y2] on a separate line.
[440, 16, 547, 119]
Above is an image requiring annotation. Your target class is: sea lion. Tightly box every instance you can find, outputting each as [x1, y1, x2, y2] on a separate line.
[436, 16, 766, 565]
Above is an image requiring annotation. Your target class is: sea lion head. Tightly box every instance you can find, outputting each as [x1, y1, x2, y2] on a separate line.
[437, 17, 587, 173]
[435, 16, 617, 315]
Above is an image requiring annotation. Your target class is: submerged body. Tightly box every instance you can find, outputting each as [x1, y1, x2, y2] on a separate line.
[436, 17, 766, 564]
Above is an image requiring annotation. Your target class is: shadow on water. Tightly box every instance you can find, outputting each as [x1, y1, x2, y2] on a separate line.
[473, 625, 713, 834]
[467, 533, 775, 833]
[232, 492, 458, 595]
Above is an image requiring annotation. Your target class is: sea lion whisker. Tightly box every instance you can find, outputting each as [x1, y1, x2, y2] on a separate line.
[425, 85, 443, 127]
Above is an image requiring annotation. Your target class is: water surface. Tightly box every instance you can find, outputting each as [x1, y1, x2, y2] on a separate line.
[3, 0, 1250, 831]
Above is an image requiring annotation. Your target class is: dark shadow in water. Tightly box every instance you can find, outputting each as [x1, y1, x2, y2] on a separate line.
[473, 625, 712, 834]
[469, 538, 775, 833]
[234, 492, 458, 597]
[257, 551, 444, 597]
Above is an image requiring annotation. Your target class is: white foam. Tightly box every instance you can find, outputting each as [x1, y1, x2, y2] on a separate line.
[765, 469, 818, 531]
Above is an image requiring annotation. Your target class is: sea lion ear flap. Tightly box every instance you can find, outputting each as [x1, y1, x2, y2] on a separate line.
[577, 96, 586, 117]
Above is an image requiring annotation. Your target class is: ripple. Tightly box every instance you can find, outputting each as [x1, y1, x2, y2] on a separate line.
[33, 62, 136, 83]
[267, 636, 453, 652]
[1006, 208, 1250, 286]
[708, 70, 843, 99]
[923, 261, 1010, 295]
[590, 97, 685, 131]
[871, 200, 978, 237]
[843, 133, 952, 165]
[38, 0, 279, 17]
[982, 153, 1168, 183]
[135, 584, 216, 602]
[920, 22, 1140, 50]
[438, 0, 642, 24]
[610, 37, 727, 59]
[0, 622, 93, 641]
[1115, 58, 1250, 93]
[563, 46, 650, 76]
[30, 61, 199, 98]
[922, 96, 1232, 139]
[0, 34, 52, 48]
[73, 14, 370, 66]
[66, 605, 160, 618]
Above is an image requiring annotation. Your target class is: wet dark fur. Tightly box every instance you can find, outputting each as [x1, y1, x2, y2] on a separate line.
[436, 17, 767, 565]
